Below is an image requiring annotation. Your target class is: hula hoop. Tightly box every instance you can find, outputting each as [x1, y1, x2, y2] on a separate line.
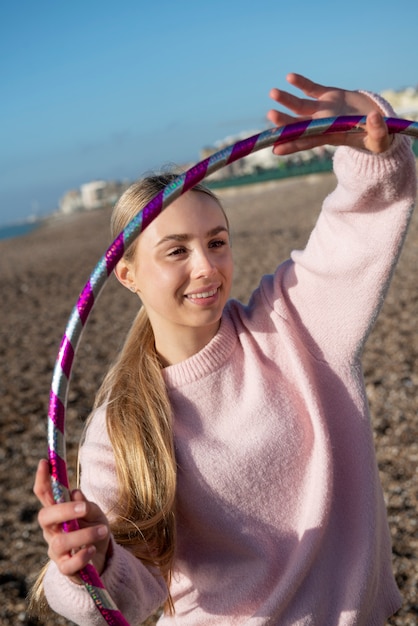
[47, 116, 418, 625]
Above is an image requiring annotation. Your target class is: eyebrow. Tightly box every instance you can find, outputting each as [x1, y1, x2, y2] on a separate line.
[155, 225, 229, 247]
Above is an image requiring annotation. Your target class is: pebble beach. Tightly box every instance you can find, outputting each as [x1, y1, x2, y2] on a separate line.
[0, 172, 417, 625]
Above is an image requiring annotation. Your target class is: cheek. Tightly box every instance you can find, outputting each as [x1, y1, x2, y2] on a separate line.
[138, 263, 185, 296]
[223, 254, 234, 280]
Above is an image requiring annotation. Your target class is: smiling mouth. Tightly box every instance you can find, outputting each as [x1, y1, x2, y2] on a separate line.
[186, 288, 218, 300]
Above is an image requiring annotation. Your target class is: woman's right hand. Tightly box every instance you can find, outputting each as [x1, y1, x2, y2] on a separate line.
[34, 459, 111, 583]
[267, 73, 393, 155]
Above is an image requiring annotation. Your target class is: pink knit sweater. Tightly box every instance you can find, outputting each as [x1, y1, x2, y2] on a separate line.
[43, 135, 417, 625]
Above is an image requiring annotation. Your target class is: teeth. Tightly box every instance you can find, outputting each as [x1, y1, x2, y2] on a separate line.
[188, 288, 217, 299]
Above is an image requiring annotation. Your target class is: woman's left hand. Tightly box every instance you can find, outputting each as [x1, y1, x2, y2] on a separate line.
[267, 73, 393, 155]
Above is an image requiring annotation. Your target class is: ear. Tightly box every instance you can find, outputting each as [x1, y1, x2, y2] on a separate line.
[114, 258, 137, 293]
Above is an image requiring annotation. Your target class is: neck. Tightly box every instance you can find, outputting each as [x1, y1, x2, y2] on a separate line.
[154, 321, 221, 367]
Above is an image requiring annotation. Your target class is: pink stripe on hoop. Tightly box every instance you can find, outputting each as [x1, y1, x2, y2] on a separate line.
[48, 451, 69, 489]
[386, 116, 415, 132]
[142, 192, 165, 230]
[278, 120, 311, 142]
[48, 391, 65, 433]
[105, 234, 125, 275]
[228, 135, 259, 163]
[92, 608, 129, 626]
[184, 159, 210, 191]
[324, 115, 363, 134]
[77, 281, 95, 325]
[59, 335, 75, 379]
[80, 565, 109, 590]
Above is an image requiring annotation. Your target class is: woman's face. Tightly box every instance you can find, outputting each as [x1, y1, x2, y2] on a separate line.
[119, 190, 233, 355]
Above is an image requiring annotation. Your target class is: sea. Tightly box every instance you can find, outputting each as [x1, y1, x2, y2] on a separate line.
[0, 221, 40, 241]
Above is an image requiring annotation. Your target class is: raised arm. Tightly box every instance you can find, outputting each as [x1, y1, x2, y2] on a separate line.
[266, 73, 417, 362]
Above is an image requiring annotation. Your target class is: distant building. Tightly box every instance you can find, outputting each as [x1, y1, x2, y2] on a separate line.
[381, 87, 418, 120]
[202, 131, 334, 181]
[59, 189, 83, 214]
[59, 180, 131, 215]
[201, 132, 280, 181]
[80, 180, 108, 210]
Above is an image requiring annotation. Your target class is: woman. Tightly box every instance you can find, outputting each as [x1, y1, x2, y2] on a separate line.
[32, 74, 417, 625]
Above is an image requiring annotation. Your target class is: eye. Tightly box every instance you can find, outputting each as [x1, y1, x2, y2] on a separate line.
[168, 246, 187, 257]
[209, 238, 228, 249]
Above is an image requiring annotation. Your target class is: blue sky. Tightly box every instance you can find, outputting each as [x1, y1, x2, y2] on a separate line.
[1, 0, 418, 225]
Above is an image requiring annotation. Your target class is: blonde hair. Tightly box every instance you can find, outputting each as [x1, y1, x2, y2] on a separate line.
[29, 173, 223, 618]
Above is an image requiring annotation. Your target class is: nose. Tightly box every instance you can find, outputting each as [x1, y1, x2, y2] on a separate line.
[191, 247, 216, 279]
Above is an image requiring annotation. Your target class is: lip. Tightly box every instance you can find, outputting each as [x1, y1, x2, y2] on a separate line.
[184, 285, 220, 303]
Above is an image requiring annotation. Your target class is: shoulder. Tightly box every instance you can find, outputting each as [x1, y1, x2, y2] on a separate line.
[226, 267, 289, 330]
[82, 403, 109, 446]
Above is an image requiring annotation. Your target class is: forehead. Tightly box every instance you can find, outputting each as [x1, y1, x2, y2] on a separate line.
[145, 190, 227, 237]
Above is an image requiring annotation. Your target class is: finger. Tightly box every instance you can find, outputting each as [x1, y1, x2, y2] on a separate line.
[49, 523, 108, 561]
[34, 459, 55, 507]
[364, 111, 391, 153]
[38, 499, 89, 533]
[269, 88, 319, 117]
[267, 109, 297, 128]
[271, 131, 360, 156]
[71, 489, 86, 504]
[71, 490, 109, 527]
[271, 136, 331, 156]
[286, 73, 330, 99]
[53, 544, 96, 578]
[48, 524, 109, 579]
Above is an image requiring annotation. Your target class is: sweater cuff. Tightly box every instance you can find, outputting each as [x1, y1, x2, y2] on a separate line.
[43, 536, 167, 624]
[333, 138, 415, 199]
[357, 90, 412, 153]
[332, 90, 415, 180]
[358, 90, 396, 117]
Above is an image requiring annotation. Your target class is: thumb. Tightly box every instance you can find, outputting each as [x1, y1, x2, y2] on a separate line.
[34, 459, 55, 507]
[71, 489, 109, 527]
[70, 489, 91, 520]
[71, 489, 87, 503]
[364, 111, 392, 154]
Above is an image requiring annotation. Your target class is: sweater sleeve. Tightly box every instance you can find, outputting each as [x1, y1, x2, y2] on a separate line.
[269, 119, 416, 363]
[42, 405, 168, 625]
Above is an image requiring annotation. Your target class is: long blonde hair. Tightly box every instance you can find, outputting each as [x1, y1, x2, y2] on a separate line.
[93, 174, 224, 609]
[29, 173, 223, 618]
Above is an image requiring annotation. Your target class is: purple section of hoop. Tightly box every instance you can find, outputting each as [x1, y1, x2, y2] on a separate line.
[97, 611, 126, 626]
[100, 609, 129, 626]
[142, 193, 164, 230]
[386, 117, 414, 132]
[62, 516, 81, 533]
[323, 115, 363, 133]
[228, 135, 260, 163]
[93, 608, 129, 626]
[105, 234, 125, 274]
[48, 391, 65, 433]
[184, 159, 210, 191]
[98, 610, 130, 626]
[49, 450, 69, 489]
[77, 281, 95, 325]
[277, 120, 312, 142]
[81, 565, 107, 589]
[79, 565, 132, 625]
[59, 335, 74, 379]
